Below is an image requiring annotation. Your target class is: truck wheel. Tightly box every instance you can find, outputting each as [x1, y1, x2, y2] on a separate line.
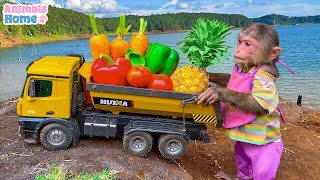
[123, 131, 153, 157]
[158, 134, 187, 159]
[40, 123, 72, 151]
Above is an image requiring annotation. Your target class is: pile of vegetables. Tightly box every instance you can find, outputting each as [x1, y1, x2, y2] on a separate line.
[89, 12, 179, 91]
[88, 11, 230, 94]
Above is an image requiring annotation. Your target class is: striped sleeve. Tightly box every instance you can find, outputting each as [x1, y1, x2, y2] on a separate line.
[252, 70, 279, 114]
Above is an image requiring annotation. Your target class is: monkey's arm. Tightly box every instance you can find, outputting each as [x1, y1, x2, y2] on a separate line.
[207, 73, 231, 87]
[218, 88, 268, 115]
[197, 87, 268, 115]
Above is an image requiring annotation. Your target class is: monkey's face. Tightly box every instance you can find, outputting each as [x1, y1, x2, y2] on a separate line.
[234, 35, 259, 67]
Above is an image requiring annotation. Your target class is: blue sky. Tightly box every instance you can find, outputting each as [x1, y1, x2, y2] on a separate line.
[4, 0, 320, 18]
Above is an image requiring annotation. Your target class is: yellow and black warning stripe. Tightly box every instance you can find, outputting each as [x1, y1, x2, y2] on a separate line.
[193, 114, 217, 126]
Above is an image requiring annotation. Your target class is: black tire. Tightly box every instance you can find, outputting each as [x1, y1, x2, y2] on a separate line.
[40, 123, 72, 151]
[158, 134, 188, 159]
[123, 131, 153, 157]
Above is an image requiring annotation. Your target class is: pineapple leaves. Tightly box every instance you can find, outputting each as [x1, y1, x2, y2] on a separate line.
[179, 18, 231, 68]
[188, 46, 200, 52]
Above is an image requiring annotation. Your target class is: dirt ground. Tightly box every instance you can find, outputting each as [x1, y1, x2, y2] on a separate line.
[0, 34, 23, 48]
[0, 98, 319, 180]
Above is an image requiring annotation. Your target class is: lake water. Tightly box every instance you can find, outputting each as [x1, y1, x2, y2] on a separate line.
[0, 24, 319, 109]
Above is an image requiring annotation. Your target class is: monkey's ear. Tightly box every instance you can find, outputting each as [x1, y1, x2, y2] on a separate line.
[269, 47, 282, 61]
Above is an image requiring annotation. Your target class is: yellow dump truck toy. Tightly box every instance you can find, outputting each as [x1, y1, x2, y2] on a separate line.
[17, 55, 222, 159]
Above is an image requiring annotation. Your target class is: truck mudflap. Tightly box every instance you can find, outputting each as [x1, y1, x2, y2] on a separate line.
[199, 130, 210, 143]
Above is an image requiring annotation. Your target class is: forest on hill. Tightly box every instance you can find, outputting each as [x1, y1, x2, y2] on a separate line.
[252, 14, 320, 25]
[1, 2, 320, 38]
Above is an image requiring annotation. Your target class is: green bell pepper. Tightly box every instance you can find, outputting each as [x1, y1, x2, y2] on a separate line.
[125, 48, 145, 65]
[160, 49, 179, 76]
[144, 43, 179, 75]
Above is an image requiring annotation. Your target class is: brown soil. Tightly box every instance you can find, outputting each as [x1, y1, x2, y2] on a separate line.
[0, 34, 23, 48]
[0, 98, 319, 179]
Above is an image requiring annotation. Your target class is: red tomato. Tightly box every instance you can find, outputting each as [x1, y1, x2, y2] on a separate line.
[148, 74, 173, 91]
[126, 65, 152, 88]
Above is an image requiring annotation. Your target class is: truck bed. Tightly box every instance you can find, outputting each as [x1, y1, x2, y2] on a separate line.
[80, 62, 222, 127]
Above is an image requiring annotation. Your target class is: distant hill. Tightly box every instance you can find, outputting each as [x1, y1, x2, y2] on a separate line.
[252, 14, 320, 25]
[0, 2, 319, 38]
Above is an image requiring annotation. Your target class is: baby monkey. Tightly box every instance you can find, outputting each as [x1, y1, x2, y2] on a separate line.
[198, 23, 293, 180]
[199, 23, 282, 114]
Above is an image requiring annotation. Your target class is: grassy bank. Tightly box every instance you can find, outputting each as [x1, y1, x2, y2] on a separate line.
[0, 33, 93, 48]
[0, 30, 188, 49]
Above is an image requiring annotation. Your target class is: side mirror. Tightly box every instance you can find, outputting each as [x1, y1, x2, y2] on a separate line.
[27, 96, 36, 102]
[28, 79, 35, 97]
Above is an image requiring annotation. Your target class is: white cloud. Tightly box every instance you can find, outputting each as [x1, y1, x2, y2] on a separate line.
[161, 0, 179, 9]
[40, 0, 62, 8]
[156, 0, 192, 13]
[65, 0, 118, 12]
[179, 2, 189, 9]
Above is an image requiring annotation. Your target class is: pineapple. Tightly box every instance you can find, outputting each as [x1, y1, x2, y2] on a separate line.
[171, 18, 230, 94]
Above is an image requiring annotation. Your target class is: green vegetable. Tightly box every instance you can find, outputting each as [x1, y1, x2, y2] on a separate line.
[144, 43, 179, 75]
[178, 18, 230, 68]
[125, 48, 145, 65]
[159, 49, 179, 75]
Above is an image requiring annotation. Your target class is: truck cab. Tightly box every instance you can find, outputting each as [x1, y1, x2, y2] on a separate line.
[17, 56, 81, 147]
[17, 56, 80, 118]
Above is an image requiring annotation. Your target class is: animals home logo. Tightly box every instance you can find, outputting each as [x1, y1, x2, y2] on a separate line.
[2, 4, 48, 25]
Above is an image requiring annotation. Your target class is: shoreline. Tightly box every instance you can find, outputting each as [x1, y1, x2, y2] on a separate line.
[0, 33, 92, 49]
[0, 30, 188, 49]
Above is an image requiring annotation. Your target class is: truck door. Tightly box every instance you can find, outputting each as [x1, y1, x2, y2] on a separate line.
[21, 76, 57, 117]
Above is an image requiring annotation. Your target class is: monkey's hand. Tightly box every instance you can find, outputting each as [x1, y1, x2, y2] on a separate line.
[197, 87, 221, 106]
